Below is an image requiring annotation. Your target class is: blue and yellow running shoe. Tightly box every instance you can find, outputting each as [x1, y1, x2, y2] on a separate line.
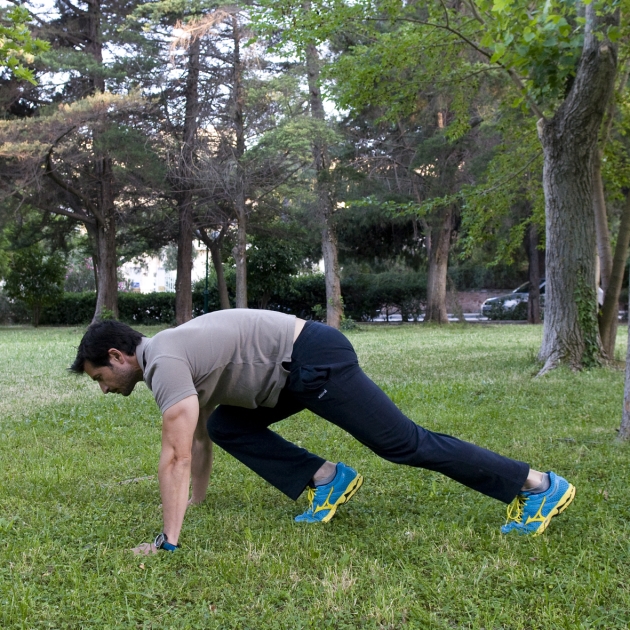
[501, 471, 575, 536]
[295, 462, 363, 523]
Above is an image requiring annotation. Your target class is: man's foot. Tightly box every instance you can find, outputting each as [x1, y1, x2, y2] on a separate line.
[295, 462, 363, 523]
[501, 471, 576, 536]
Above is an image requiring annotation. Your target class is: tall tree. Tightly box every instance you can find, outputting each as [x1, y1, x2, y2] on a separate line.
[174, 35, 200, 324]
[305, 40, 343, 327]
[1, 0, 165, 322]
[263, 0, 621, 367]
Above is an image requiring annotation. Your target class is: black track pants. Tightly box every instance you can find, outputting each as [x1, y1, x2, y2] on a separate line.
[207, 321, 529, 503]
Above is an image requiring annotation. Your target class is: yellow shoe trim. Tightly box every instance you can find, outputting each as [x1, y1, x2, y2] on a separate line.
[531, 484, 576, 536]
[316, 474, 364, 524]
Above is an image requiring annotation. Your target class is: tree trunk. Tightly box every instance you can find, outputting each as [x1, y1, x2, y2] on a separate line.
[619, 315, 630, 440]
[232, 16, 248, 309]
[593, 149, 613, 294]
[175, 193, 194, 324]
[322, 217, 342, 327]
[600, 192, 630, 359]
[306, 40, 343, 328]
[92, 157, 119, 322]
[233, 201, 248, 308]
[209, 235, 231, 310]
[424, 205, 453, 324]
[537, 4, 618, 374]
[175, 37, 201, 325]
[87, 0, 118, 323]
[198, 226, 231, 310]
[526, 222, 542, 324]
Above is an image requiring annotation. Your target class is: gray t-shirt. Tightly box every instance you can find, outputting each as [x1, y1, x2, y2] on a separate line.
[137, 309, 296, 414]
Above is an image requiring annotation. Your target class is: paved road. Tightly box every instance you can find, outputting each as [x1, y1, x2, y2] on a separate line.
[370, 312, 628, 323]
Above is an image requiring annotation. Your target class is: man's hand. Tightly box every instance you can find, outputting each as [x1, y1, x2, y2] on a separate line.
[132, 542, 158, 555]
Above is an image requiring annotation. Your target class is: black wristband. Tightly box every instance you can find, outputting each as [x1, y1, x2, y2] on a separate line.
[154, 532, 179, 551]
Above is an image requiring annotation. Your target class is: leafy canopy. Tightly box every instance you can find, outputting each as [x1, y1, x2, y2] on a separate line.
[0, 6, 49, 84]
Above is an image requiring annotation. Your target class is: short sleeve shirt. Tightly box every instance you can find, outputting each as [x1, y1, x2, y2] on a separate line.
[137, 309, 296, 414]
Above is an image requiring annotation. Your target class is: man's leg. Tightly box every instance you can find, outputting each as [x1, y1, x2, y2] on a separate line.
[287, 322, 575, 533]
[206, 390, 325, 500]
[288, 322, 529, 503]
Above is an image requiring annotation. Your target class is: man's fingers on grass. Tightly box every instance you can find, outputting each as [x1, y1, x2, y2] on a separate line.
[132, 542, 158, 555]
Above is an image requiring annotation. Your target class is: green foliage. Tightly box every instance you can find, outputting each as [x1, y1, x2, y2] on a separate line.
[38, 270, 429, 325]
[0, 289, 30, 324]
[477, 0, 586, 108]
[459, 113, 545, 267]
[246, 234, 312, 308]
[0, 6, 49, 84]
[4, 246, 65, 326]
[341, 271, 427, 321]
[485, 299, 529, 321]
[64, 251, 97, 293]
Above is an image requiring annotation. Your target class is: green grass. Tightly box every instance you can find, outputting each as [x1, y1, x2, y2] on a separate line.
[1, 323, 630, 629]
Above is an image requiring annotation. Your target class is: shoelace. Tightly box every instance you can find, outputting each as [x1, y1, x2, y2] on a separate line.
[505, 494, 526, 524]
[304, 487, 316, 513]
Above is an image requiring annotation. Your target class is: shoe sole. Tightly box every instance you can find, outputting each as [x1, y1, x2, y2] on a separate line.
[532, 483, 576, 536]
[319, 474, 364, 523]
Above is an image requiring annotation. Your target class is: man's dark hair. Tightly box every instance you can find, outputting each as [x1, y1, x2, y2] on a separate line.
[69, 320, 145, 374]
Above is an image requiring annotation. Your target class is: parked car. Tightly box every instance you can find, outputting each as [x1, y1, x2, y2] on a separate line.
[481, 280, 546, 320]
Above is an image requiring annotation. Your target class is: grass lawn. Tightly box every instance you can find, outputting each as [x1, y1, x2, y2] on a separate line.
[1, 323, 630, 629]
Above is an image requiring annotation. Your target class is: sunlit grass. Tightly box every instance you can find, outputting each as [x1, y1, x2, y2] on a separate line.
[1, 323, 629, 629]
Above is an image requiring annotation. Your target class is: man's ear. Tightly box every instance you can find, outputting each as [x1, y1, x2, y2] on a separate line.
[108, 348, 126, 365]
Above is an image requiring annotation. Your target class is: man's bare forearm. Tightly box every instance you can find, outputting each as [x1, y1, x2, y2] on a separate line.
[158, 450, 192, 545]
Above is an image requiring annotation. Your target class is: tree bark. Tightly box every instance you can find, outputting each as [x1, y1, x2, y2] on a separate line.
[537, 4, 618, 373]
[175, 196, 194, 324]
[306, 40, 343, 328]
[600, 192, 630, 359]
[526, 222, 542, 324]
[175, 37, 201, 325]
[232, 16, 248, 309]
[233, 200, 248, 308]
[593, 148, 613, 294]
[197, 226, 231, 310]
[90, 149, 119, 322]
[87, 0, 118, 322]
[619, 314, 630, 440]
[424, 205, 453, 324]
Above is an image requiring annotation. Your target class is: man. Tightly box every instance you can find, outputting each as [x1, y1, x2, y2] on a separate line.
[70, 309, 575, 554]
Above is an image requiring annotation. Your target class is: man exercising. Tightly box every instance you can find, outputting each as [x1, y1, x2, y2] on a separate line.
[70, 309, 575, 554]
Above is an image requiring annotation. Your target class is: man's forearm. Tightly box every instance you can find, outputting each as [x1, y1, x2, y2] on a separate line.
[191, 437, 213, 503]
[158, 451, 192, 545]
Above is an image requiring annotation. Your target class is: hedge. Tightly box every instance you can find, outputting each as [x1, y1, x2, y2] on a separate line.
[31, 271, 427, 326]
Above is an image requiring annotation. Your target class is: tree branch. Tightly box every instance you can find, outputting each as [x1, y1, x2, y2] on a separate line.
[361, 15, 546, 120]
[45, 131, 104, 226]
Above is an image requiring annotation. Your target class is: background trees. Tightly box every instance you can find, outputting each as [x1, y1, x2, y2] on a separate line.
[0, 0, 629, 378]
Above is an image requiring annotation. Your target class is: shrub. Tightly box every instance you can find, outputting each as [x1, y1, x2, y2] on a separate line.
[342, 271, 427, 321]
[40, 293, 97, 325]
[38, 271, 428, 325]
[4, 246, 65, 326]
[486, 300, 529, 321]
[0, 291, 31, 324]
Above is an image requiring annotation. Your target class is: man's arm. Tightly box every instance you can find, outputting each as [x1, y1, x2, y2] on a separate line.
[159, 394, 199, 545]
[190, 406, 214, 504]
[133, 395, 198, 554]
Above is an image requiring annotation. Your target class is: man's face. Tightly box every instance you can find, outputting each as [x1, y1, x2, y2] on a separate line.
[84, 350, 141, 396]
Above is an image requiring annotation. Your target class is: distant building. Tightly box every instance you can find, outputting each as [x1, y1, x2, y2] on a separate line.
[120, 249, 208, 294]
